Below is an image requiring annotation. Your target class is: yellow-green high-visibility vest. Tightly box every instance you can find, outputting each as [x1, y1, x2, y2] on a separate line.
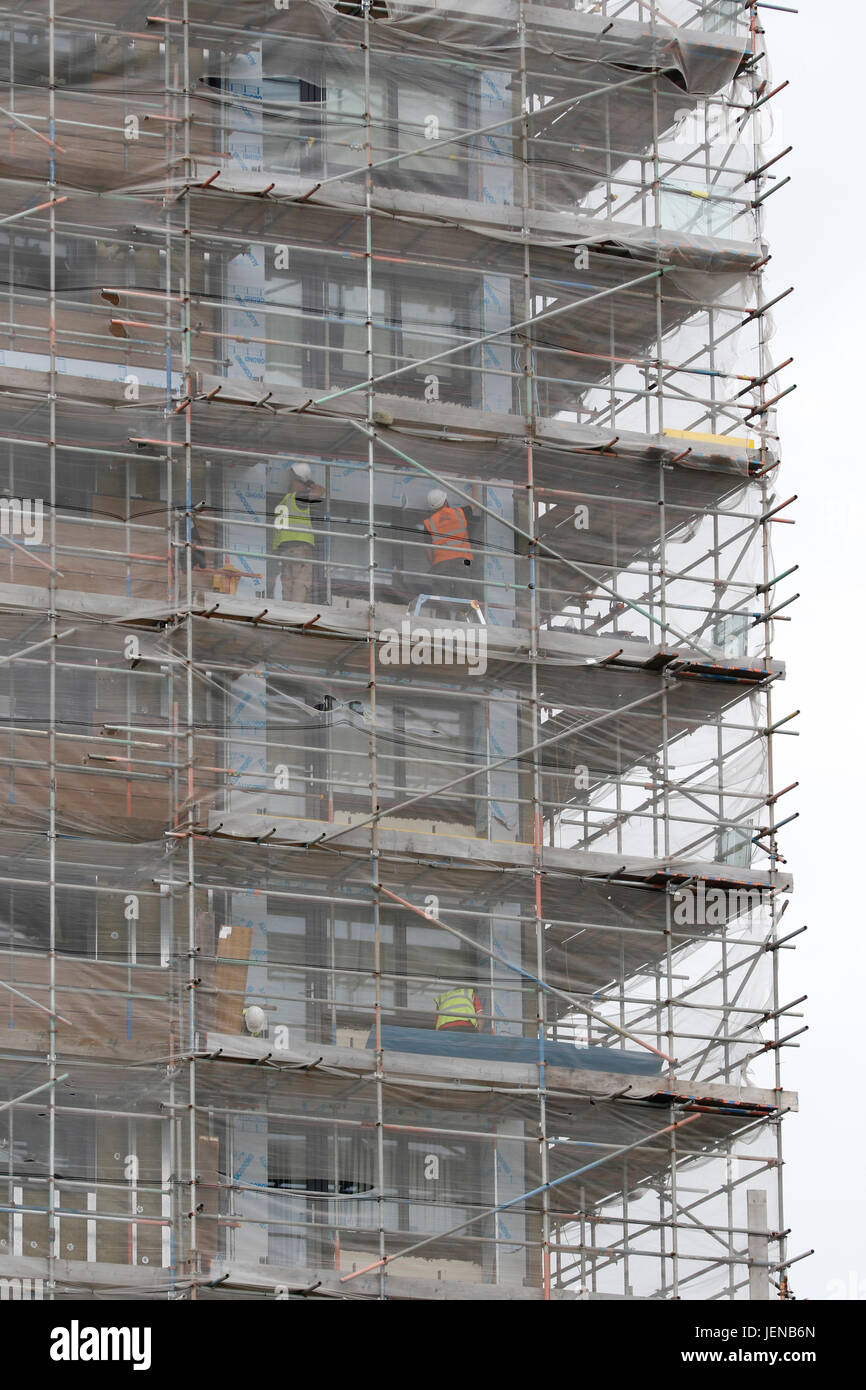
[434, 988, 479, 1030]
[273, 491, 314, 550]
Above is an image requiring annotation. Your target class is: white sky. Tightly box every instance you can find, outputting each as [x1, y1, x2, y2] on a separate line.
[760, 0, 866, 1300]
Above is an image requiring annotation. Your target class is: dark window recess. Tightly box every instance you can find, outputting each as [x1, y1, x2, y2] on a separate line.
[0, 882, 96, 956]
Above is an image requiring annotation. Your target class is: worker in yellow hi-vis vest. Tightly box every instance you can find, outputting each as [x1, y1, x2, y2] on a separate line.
[271, 462, 324, 603]
[434, 986, 483, 1033]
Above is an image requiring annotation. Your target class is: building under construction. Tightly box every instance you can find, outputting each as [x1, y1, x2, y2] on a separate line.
[0, 0, 800, 1301]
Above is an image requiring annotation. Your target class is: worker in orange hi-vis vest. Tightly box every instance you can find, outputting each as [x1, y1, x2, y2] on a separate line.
[422, 488, 475, 603]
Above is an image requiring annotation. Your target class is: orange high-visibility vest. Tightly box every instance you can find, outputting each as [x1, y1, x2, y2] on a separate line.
[424, 506, 471, 565]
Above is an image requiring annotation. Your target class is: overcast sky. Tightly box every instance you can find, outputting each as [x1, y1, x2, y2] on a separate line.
[760, 0, 866, 1301]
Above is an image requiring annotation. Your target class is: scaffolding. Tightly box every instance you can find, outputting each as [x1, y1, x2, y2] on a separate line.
[0, 0, 801, 1301]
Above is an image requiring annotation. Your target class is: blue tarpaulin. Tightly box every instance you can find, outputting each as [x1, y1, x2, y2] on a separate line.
[368, 1025, 662, 1076]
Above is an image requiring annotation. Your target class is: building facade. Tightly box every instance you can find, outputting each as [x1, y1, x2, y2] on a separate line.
[0, 0, 797, 1300]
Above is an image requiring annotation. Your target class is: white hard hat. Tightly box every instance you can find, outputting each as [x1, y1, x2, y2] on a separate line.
[427, 488, 447, 510]
[293, 462, 312, 482]
[244, 1005, 266, 1035]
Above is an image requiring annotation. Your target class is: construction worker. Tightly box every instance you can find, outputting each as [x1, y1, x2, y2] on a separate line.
[422, 488, 474, 602]
[271, 462, 324, 604]
[434, 985, 483, 1033]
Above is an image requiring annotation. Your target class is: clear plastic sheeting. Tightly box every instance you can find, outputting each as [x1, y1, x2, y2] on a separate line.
[0, 0, 795, 1301]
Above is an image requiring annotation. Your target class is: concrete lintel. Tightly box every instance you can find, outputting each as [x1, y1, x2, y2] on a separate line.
[0, 1252, 171, 1293]
[0, 358, 763, 476]
[0, 584, 786, 688]
[187, 368, 761, 474]
[200, 1032, 797, 1115]
[204, 1256, 576, 1300]
[0, 583, 172, 625]
[183, 163, 760, 273]
[206, 811, 792, 893]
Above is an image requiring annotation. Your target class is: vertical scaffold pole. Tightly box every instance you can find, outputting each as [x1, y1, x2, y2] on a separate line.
[519, 0, 552, 1300]
[47, 0, 58, 1300]
[360, 0, 388, 1302]
[749, 0, 787, 1298]
[181, 0, 199, 1296]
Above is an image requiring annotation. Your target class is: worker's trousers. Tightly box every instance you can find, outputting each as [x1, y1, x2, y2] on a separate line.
[273, 541, 314, 604]
[428, 553, 475, 597]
